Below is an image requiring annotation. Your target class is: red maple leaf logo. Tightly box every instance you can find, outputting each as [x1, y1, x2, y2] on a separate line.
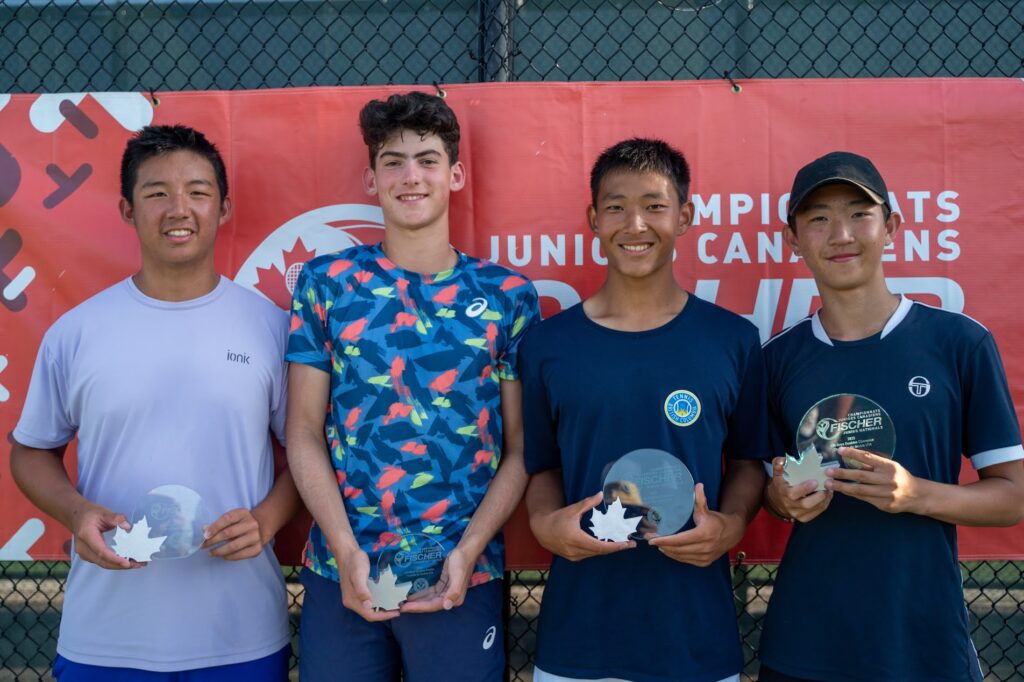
[254, 238, 318, 309]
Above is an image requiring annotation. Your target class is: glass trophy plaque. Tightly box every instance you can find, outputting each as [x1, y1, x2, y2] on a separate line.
[369, 533, 447, 611]
[785, 394, 897, 488]
[107, 485, 210, 562]
[588, 448, 696, 542]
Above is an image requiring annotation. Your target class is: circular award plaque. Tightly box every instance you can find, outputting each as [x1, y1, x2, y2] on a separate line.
[599, 448, 696, 540]
[376, 532, 447, 597]
[797, 393, 896, 469]
[129, 484, 211, 560]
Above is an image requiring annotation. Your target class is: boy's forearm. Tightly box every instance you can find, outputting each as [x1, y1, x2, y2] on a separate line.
[252, 466, 303, 543]
[459, 448, 528, 559]
[914, 462, 1024, 527]
[721, 459, 767, 526]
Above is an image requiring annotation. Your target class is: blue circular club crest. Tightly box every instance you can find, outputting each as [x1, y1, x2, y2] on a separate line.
[664, 390, 701, 427]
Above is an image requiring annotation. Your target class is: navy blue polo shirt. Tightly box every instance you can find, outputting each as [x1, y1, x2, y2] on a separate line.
[520, 295, 772, 682]
[760, 296, 1023, 682]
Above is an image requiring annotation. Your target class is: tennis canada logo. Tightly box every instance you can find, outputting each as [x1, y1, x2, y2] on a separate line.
[664, 390, 701, 427]
[234, 204, 385, 309]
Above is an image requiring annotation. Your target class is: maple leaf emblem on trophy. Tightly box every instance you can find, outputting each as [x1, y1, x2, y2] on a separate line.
[111, 517, 168, 562]
[367, 566, 413, 611]
[253, 238, 318, 309]
[589, 497, 642, 542]
[783, 445, 839, 491]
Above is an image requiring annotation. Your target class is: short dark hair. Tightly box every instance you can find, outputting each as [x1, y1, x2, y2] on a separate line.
[359, 91, 460, 167]
[589, 138, 691, 207]
[120, 125, 228, 204]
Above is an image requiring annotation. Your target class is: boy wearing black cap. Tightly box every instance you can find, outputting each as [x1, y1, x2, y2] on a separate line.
[758, 152, 1024, 681]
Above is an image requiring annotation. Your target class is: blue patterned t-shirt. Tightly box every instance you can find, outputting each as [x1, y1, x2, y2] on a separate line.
[286, 243, 540, 585]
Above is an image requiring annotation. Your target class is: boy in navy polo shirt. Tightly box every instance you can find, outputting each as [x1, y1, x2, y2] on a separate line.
[759, 152, 1024, 682]
[521, 138, 770, 682]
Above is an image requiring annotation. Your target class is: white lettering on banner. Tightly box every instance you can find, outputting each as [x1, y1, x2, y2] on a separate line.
[907, 191, 931, 223]
[723, 232, 751, 263]
[508, 234, 604, 267]
[936, 191, 960, 222]
[689, 190, 961, 227]
[757, 230, 784, 264]
[905, 231, 928, 261]
[488, 185, 961, 268]
[540, 234, 565, 266]
[507, 235, 531, 267]
[937, 230, 960, 261]
[491, 230, 961, 268]
[730, 194, 753, 225]
[693, 194, 721, 225]
[491, 235, 613, 267]
[695, 229, 960, 265]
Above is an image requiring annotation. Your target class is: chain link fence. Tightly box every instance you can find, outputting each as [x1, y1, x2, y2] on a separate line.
[3, 561, 1024, 680]
[0, 0, 1021, 92]
[2, 0, 1024, 680]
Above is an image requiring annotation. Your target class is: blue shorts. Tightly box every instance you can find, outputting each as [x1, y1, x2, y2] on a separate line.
[757, 665, 824, 682]
[299, 567, 505, 682]
[52, 645, 290, 681]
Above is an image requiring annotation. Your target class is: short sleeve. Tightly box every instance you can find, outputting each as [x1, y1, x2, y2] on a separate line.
[496, 279, 541, 382]
[285, 263, 332, 372]
[764, 348, 790, 471]
[519, 328, 561, 474]
[723, 331, 775, 461]
[269, 314, 289, 446]
[13, 333, 76, 449]
[964, 332, 1023, 470]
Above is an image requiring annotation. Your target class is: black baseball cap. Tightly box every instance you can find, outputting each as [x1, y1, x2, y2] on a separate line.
[787, 151, 890, 225]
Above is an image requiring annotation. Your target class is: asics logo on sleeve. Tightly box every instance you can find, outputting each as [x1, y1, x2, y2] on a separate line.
[466, 298, 489, 318]
[482, 625, 496, 650]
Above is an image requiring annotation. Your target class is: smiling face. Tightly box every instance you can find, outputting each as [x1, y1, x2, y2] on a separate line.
[363, 130, 465, 234]
[588, 170, 693, 282]
[120, 149, 230, 275]
[786, 182, 901, 295]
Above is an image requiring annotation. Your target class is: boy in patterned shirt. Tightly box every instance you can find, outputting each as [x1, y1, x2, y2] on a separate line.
[286, 91, 540, 681]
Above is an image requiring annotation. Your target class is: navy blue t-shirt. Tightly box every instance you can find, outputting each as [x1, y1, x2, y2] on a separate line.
[760, 296, 1023, 682]
[520, 295, 772, 682]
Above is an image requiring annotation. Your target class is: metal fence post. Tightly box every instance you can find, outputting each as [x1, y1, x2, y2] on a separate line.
[480, 0, 513, 82]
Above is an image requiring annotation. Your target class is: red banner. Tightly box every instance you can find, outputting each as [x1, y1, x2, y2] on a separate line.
[1, 80, 1022, 565]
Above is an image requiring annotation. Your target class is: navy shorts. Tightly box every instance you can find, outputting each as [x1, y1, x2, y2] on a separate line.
[299, 567, 505, 682]
[757, 664, 825, 682]
[52, 645, 290, 681]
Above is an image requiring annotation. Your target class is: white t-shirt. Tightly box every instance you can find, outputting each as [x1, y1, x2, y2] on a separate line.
[14, 276, 291, 671]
